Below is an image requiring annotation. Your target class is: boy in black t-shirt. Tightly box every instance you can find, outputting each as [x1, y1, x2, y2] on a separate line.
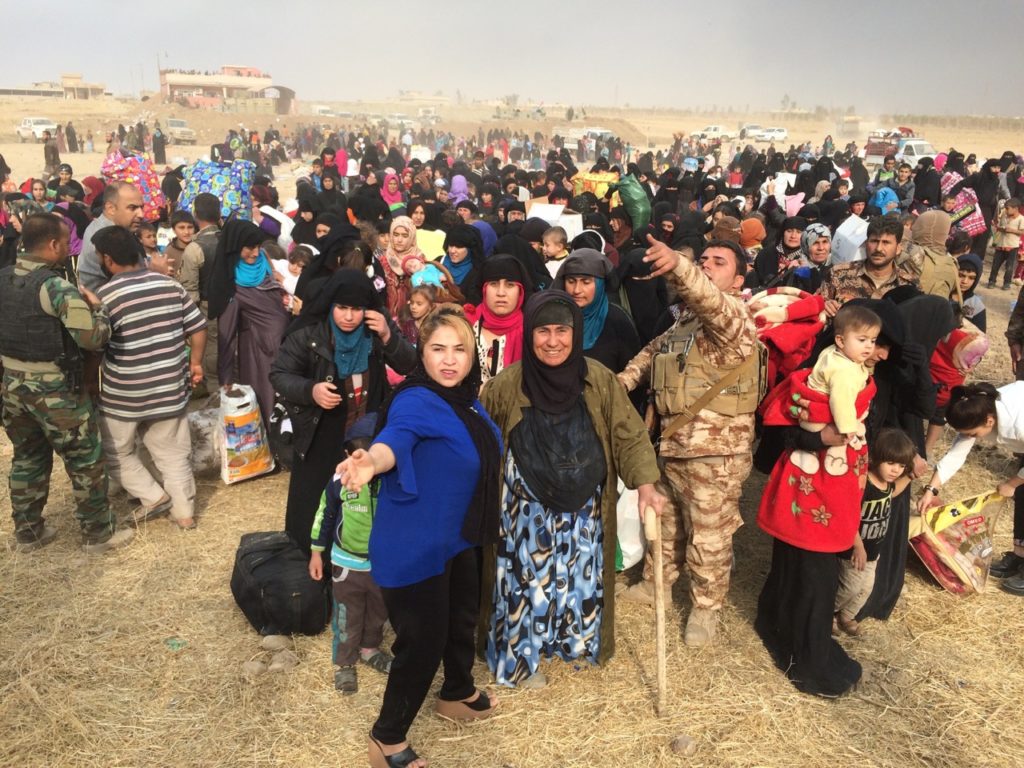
[834, 428, 915, 636]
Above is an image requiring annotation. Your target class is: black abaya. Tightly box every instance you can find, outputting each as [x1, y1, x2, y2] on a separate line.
[755, 538, 862, 697]
[284, 402, 347, 554]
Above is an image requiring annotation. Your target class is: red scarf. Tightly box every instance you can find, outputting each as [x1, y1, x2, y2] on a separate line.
[463, 283, 525, 367]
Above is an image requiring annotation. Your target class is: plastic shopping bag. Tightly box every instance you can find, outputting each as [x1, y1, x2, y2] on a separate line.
[909, 491, 1003, 594]
[616, 479, 645, 571]
[218, 385, 275, 485]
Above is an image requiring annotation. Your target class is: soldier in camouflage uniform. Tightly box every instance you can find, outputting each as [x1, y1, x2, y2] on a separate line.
[619, 235, 760, 647]
[0, 213, 134, 553]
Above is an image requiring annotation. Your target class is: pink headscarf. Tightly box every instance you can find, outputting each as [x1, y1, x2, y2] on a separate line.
[380, 173, 404, 209]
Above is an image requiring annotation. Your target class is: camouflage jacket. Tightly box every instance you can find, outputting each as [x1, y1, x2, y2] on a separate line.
[618, 254, 757, 459]
[818, 260, 918, 303]
[1, 253, 110, 376]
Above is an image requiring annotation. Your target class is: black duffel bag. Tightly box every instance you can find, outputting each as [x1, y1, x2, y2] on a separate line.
[230, 531, 330, 635]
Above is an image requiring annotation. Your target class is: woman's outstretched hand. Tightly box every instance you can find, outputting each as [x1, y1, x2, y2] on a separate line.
[336, 449, 376, 492]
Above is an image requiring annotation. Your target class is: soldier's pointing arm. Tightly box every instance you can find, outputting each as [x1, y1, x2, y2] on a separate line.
[42, 278, 110, 351]
[664, 256, 755, 366]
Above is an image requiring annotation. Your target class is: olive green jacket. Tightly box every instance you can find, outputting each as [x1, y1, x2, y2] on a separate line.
[478, 358, 660, 664]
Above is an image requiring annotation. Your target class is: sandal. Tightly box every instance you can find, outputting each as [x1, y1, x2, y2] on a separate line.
[435, 689, 498, 721]
[368, 733, 425, 768]
[361, 650, 393, 674]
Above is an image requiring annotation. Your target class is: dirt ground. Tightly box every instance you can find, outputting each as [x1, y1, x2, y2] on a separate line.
[2, 96, 1024, 767]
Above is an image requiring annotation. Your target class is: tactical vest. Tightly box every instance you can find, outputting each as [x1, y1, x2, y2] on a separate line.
[0, 266, 70, 363]
[651, 319, 765, 419]
[195, 228, 221, 302]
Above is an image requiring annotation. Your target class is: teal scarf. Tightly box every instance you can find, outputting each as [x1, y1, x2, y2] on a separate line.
[330, 308, 372, 377]
[235, 252, 272, 287]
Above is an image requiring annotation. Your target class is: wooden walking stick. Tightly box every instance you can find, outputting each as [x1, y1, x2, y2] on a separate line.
[644, 506, 667, 717]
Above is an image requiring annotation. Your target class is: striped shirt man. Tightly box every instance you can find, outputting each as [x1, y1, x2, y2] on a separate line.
[97, 268, 206, 420]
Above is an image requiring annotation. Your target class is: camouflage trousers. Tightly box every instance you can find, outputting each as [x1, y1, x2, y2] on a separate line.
[643, 453, 753, 610]
[1, 371, 113, 541]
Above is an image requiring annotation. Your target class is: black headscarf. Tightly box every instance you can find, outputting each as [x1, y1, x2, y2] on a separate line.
[206, 219, 267, 320]
[293, 221, 363, 304]
[375, 307, 501, 546]
[520, 291, 588, 414]
[290, 198, 320, 246]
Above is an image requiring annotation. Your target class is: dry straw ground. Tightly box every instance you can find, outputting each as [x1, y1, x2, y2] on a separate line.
[2, 97, 1024, 767]
[3, 289, 1024, 768]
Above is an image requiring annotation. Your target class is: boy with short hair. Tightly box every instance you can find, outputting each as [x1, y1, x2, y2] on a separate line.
[834, 428, 915, 635]
[308, 415, 392, 694]
[990, 198, 1024, 290]
[542, 225, 569, 279]
[164, 210, 195, 280]
[136, 221, 161, 267]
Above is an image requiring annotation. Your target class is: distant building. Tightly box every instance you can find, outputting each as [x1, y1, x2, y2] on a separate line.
[0, 73, 107, 99]
[159, 66, 295, 115]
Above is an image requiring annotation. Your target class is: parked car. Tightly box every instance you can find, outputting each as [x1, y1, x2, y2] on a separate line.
[756, 127, 789, 143]
[16, 117, 57, 142]
[739, 124, 762, 140]
[165, 118, 196, 145]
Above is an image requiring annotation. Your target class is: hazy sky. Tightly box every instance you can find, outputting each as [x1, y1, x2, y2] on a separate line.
[6, 0, 1023, 116]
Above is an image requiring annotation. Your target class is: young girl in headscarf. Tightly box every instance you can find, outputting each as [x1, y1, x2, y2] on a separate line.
[463, 255, 531, 384]
[377, 216, 425, 321]
[380, 173, 405, 213]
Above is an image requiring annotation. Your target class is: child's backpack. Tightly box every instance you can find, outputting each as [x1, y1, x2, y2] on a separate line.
[230, 532, 330, 635]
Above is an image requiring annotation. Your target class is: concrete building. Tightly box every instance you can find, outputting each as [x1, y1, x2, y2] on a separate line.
[0, 73, 107, 99]
[159, 66, 295, 114]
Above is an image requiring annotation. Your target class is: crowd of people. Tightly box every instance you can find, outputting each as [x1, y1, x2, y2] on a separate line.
[3, 119, 1024, 768]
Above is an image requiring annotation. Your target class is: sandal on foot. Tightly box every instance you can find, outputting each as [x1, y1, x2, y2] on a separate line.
[360, 650, 393, 674]
[334, 665, 357, 694]
[368, 733, 425, 768]
[435, 689, 498, 721]
[127, 494, 172, 527]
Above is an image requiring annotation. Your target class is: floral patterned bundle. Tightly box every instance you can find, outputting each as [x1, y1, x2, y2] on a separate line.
[101, 150, 167, 221]
[177, 159, 256, 221]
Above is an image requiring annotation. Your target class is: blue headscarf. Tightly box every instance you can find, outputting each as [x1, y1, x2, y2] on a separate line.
[581, 278, 608, 350]
[442, 253, 473, 284]
[330, 305, 373, 377]
[234, 250, 272, 287]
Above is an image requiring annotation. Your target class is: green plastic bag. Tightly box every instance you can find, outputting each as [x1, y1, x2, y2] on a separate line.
[609, 174, 651, 233]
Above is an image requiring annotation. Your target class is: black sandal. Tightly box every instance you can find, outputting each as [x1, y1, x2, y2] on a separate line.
[435, 689, 498, 720]
[360, 650, 393, 674]
[368, 733, 424, 768]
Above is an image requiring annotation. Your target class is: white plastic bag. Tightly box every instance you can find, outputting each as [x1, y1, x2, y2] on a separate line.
[616, 479, 645, 570]
[219, 385, 275, 485]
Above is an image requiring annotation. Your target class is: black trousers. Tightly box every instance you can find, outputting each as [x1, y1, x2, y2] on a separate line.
[755, 538, 861, 698]
[988, 248, 1015, 288]
[372, 547, 481, 745]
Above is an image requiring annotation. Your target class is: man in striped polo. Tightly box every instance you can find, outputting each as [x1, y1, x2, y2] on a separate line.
[93, 226, 207, 529]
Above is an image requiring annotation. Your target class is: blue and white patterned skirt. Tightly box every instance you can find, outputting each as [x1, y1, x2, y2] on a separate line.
[487, 452, 604, 686]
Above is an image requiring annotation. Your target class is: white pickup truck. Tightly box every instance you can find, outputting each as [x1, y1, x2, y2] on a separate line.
[691, 124, 733, 141]
[16, 117, 58, 142]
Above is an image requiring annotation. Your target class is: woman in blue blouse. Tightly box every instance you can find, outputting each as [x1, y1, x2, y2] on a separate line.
[337, 306, 503, 768]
